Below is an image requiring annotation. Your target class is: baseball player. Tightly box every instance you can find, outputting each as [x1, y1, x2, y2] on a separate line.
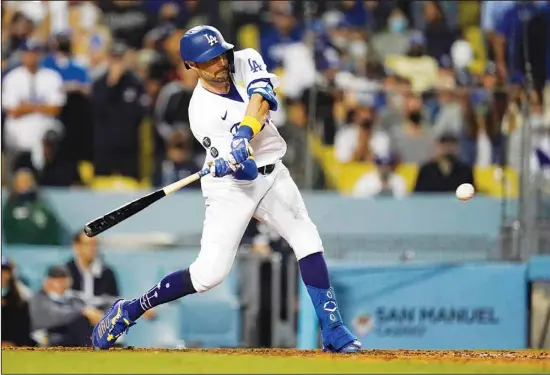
[92, 25, 361, 353]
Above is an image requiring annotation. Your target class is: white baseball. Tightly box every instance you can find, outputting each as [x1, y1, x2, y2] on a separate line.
[456, 183, 475, 201]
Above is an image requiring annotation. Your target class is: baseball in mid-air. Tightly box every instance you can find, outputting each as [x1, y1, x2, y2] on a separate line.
[456, 183, 475, 201]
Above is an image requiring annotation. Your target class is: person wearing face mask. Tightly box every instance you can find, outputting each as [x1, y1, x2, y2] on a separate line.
[2, 168, 65, 245]
[29, 265, 104, 347]
[414, 133, 475, 193]
[1, 257, 35, 348]
[334, 104, 391, 163]
[390, 94, 436, 163]
[371, 8, 415, 65]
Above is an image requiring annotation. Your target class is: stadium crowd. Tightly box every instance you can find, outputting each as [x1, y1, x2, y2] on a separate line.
[1, 0, 550, 348]
[1, 0, 549, 196]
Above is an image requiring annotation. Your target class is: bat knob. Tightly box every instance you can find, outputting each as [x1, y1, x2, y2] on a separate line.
[83, 225, 95, 237]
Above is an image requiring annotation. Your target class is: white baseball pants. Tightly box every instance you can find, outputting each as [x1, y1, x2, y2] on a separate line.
[189, 161, 323, 292]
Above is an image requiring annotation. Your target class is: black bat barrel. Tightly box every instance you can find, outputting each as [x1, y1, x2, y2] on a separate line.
[83, 190, 166, 237]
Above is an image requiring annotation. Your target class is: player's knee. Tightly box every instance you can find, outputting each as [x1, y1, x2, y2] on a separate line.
[291, 224, 324, 261]
[189, 260, 231, 293]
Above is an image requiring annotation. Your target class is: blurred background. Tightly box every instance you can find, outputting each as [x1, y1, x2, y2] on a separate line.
[1, 0, 549, 350]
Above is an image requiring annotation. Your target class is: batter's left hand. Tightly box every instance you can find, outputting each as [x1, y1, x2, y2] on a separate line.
[228, 137, 253, 166]
[209, 158, 237, 177]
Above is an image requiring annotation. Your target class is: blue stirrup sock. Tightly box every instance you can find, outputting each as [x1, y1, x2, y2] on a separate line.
[299, 252, 357, 349]
[299, 252, 342, 329]
[126, 268, 197, 321]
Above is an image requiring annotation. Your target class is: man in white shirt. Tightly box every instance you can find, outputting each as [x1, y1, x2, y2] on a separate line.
[352, 155, 408, 199]
[334, 104, 391, 163]
[2, 39, 66, 176]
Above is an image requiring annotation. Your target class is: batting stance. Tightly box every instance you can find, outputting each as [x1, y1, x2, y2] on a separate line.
[92, 25, 361, 353]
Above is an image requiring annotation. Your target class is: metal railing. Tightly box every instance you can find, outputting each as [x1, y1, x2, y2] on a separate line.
[236, 248, 298, 348]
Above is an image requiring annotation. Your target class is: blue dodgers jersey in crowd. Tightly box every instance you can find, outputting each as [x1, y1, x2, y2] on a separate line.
[41, 55, 91, 85]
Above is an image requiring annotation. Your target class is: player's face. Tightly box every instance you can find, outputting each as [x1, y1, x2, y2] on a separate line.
[193, 53, 230, 83]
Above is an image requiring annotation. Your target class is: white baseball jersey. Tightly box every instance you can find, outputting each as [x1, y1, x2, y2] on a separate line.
[188, 48, 287, 172]
[185, 48, 323, 295]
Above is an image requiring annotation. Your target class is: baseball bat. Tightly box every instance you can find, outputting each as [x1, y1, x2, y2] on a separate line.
[83, 167, 211, 237]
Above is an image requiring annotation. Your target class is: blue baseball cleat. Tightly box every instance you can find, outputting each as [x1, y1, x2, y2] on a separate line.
[92, 299, 135, 350]
[322, 324, 362, 353]
[306, 285, 362, 353]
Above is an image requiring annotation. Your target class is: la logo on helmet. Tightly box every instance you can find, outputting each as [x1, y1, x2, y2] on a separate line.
[204, 34, 218, 46]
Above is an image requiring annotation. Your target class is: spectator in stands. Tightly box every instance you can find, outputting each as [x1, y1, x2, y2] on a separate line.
[153, 62, 200, 164]
[334, 104, 391, 163]
[42, 31, 94, 167]
[153, 129, 201, 189]
[98, 0, 153, 50]
[390, 94, 436, 163]
[363, 0, 394, 33]
[91, 42, 149, 181]
[371, 8, 415, 64]
[376, 74, 411, 132]
[492, 1, 549, 96]
[411, 0, 459, 31]
[460, 89, 505, 167]
[352, 154, 407, 198]
[38, 129, 83, 187]
[1, 10, 35, 72]
[432, 70, 463, 137]
[2, 257, 35, 347]
[384, 32, 440, 93]
[414, 133, 475, 193]
[480, 0, 516, 48]
[29, 264, 103, 347]
[87, 32, 113, 82]
[2, 168, 65, 246]
[65, 232, 119, 313]
[260, 1, 304, 72]
[422, 0, 461, 63]
[1, 39, 65, 180]
[1, 257, 32, 302]
[8, 128, 82, 187]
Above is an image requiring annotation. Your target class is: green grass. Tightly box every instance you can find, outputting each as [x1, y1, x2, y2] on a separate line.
[2, 351, 549, 374]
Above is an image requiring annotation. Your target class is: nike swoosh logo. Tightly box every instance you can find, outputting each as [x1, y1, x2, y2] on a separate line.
[221, 111, 227, 121]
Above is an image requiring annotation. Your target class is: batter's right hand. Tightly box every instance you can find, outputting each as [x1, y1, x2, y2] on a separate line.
[209, 158, 236, 177]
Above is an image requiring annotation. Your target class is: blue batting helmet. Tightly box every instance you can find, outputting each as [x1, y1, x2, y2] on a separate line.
[180, 25, 234, 69]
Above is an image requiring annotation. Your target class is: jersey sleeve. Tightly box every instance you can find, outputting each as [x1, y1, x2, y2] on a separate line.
[235, 48, 281, 94]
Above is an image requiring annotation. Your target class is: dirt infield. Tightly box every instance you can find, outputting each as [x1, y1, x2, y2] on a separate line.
[5, 347, 550, 365]
[4, 348, 550, 373]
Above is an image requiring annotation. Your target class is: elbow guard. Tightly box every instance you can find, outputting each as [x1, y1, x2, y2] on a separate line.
[247, 79, 278, 111]
[234, 158, 258, 181]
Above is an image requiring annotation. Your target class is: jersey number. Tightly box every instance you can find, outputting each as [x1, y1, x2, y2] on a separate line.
[248, 59, 263, 73]
[204, 34, 218, 46]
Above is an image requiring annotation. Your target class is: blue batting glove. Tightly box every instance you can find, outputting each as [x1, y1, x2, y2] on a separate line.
[228, 137, 253, 166]
[209, 158, 235, 177]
